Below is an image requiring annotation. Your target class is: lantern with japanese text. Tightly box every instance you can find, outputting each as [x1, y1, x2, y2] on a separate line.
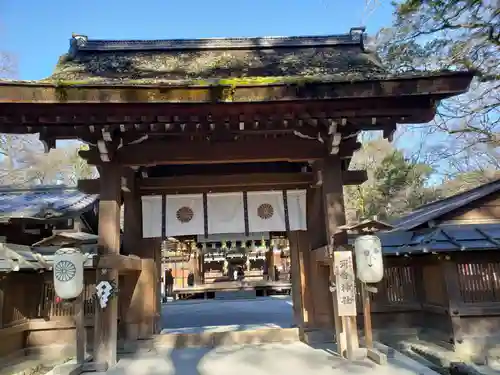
[53, 248, 85, 299]
[354, 235, 384, 283]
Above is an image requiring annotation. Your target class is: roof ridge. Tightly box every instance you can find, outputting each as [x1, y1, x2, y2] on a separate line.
[394, 178, 500, 230]
[412, 177, 500, 212]
[0, 185, 79, 193]
[68, 27, 366, 56]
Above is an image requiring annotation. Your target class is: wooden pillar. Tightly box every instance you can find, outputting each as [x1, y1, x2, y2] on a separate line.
[289, 231, 303, 327]
[94, 163, 122, 368]
[120, 170, 161, 337]
[288, 230, 313, 331]
[298, 237, 314, 328]
[122, 168, 142, 254]
[321, 157, 359, 357]
[192, 250, 202, 285]
[121, 169, 142, 341]
[442, 257, 464, 351]
[0, 277, 4, 329]
[153, 238, 161, 334]
[306, 187, 326, 329]
[266, 249, 275, 281]
[74, 294, 85, 364]
[199, 252, 205, 283]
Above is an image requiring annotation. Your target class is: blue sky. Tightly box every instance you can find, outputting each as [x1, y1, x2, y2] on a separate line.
[1, 0, 394, 80]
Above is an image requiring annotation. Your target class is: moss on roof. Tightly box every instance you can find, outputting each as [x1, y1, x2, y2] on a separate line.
[45, 42, 387, 85]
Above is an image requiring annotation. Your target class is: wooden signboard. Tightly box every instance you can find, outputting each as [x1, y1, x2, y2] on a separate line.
[334, 250, 357, 316]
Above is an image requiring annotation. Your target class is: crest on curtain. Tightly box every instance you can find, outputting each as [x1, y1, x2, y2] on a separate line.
[166, 194, 204, 236]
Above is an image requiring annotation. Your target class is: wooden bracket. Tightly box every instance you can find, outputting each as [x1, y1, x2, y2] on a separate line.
[382, 124, 397, 142]
[95, 254, 142, 273]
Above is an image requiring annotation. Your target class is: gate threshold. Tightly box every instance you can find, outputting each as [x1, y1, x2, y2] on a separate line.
[150, 327, 300, 349]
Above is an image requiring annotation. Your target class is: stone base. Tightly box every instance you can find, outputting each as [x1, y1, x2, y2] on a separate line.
[367, 348, 387, 365]
[153, 327, 300, 349]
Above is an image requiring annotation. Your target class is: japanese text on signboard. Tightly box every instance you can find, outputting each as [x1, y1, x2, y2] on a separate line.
[333, 251, 357, 316]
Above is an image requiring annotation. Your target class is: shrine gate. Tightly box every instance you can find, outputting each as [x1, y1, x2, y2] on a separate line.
[0, 28, 473, 369]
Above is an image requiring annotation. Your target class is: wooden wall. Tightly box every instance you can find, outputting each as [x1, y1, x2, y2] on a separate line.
[440, 194, 500, 224]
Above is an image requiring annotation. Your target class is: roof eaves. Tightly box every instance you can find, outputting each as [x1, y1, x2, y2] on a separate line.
[474, 227, 500, 247]
[380, 223, 500, 255]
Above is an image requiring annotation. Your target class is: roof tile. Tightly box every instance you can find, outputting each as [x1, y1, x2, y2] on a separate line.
[0, 185, 98, 221]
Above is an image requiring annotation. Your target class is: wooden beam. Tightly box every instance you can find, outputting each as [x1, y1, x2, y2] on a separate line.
[0, 72, 473, 105]
[314, 170, 367, 187]
[141, 173, 312, 190]
[0, 96, 436, 122]
[79, 138, 327, 166]
[79, 179, 309, 195]
[138, 171, 366, 190]
[96, 254, 142, 272]
[77, 170, 366, 195]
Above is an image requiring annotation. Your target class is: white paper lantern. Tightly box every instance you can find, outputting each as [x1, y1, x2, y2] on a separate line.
[354, 235, 384, 284]
[53, 248, 85, 299]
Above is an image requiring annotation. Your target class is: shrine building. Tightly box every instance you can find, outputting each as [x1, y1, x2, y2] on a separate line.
[0, 28, 474, 369]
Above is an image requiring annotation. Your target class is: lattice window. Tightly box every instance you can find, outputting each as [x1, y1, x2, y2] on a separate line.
[357, 265, 418, 307]
[38, 277, 96, 318]
[376, 266, 417, 304]
[457, 262, 500, 303]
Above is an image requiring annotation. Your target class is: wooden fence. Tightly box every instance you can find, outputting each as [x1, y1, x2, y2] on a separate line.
[0, 270, 97, 328]
[0, 251, 499, 351]
[354, 251, 500, 347]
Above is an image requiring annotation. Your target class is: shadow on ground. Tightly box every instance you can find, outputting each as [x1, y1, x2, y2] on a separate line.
[93, 297, 438, 375]
[100, 331, 437, 375]
[160, 296, 294, 333]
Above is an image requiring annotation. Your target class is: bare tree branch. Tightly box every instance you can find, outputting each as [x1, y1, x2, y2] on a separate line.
[375, 0, 499, 176]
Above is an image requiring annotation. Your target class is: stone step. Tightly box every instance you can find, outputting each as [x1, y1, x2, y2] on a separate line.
[301, 329, 335, 345]
[399, 348, 450, 375]
[214, 291, 257, 300]
[147, 327, 300, 349]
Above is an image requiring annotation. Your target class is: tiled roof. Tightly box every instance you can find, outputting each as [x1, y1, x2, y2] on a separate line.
[393, 178, 500, 231]
[31, 231, 99, 247]
[46, 29, 392, 84]
[0, 185, 98, 222]
[367, 223, 500, 255]
[0, 242, 47, 271]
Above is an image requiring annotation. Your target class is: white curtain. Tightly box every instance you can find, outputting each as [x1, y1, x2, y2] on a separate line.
[287, 190, 307, 230]
[165, 194, 205, 236]
[247, 191, 286, 232]
[207, 192, 245, 234]
[141, 195, 162, 238]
